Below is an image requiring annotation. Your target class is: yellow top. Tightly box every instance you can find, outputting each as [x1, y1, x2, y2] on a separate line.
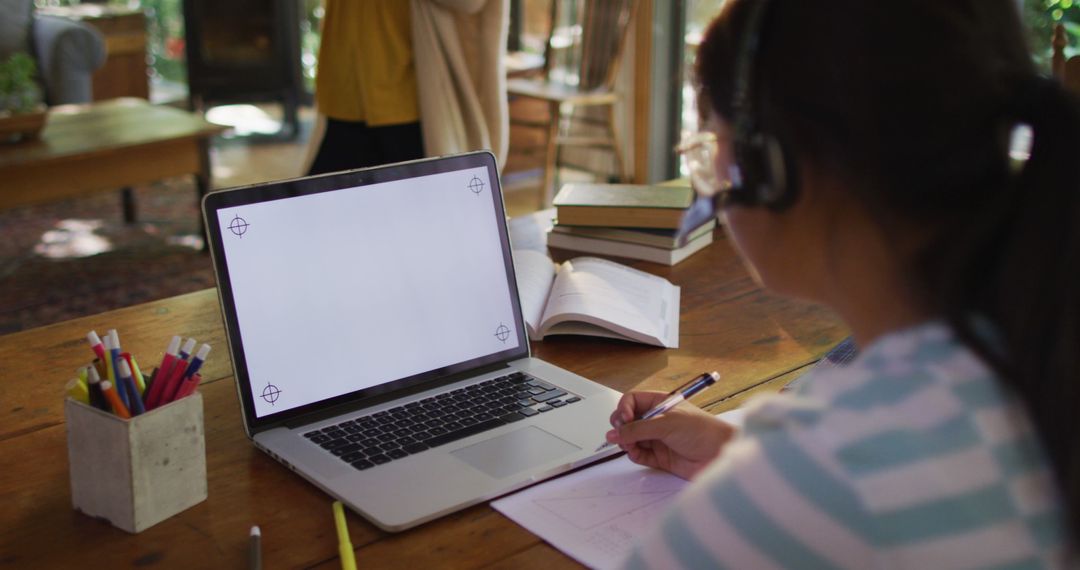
[314, 1, 419, 126]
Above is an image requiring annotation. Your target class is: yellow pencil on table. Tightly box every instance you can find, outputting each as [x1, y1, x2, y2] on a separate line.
[332, 501, 357, 570]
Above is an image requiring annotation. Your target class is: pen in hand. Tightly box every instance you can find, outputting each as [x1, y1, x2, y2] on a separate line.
[596, 371, 720, 452]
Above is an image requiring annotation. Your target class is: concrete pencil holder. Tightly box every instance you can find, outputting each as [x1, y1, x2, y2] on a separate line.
[64, 392, 207, 533]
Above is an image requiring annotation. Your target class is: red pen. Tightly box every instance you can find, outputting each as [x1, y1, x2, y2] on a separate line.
[86, 331, 106, 362]
[151, 354, 190, 409]
[173, 373, 203, 400]
[145, 336, 181, 409]
[157, 336, 181, 378]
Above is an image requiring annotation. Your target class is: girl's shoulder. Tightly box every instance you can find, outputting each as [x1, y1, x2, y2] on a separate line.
[727, 321, 1065, 564]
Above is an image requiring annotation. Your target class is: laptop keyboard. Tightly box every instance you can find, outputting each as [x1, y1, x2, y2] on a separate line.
[302, 371, 582, 471]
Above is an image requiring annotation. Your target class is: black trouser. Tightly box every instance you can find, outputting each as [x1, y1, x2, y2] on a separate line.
[308, 118, 425, 175]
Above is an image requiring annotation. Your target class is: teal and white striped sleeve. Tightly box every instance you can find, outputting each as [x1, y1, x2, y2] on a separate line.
[620, 397, 878, 569]
[618, 323, 1066, 569]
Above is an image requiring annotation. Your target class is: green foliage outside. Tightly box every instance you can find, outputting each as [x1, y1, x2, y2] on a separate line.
[0, 53, 43, 114]
[1025, 0, 1080, 70]
[141, 0, 186, 85]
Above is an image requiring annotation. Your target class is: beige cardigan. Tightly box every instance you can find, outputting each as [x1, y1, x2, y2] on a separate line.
[410, 0, 509, 168]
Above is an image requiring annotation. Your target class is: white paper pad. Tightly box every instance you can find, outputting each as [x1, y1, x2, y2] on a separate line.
[491, 408, 747, 569]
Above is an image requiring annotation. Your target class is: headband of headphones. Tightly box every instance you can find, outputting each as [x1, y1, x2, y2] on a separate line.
[727, 0, 799, 210]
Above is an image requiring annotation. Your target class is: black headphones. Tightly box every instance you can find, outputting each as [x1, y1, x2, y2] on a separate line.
[727, 0, 800, 210]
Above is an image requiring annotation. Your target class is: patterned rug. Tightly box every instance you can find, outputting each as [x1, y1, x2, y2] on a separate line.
[0, 179, 217, 335]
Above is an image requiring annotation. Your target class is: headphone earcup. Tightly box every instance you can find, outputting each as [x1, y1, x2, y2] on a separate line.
[750, 132, 798, 210]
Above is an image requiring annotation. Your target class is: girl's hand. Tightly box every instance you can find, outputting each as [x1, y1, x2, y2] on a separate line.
[606, 390, 737, 480]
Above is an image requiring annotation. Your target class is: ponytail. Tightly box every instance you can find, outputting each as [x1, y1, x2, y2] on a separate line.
[932, 78, 1080, 545]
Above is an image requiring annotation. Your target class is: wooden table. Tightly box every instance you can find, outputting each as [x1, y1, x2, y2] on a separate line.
[0, 234, 847, 568]
[0, 98, 225, 223]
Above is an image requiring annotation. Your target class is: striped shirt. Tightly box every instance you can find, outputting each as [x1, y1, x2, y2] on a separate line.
[621, 321, 1067, 569]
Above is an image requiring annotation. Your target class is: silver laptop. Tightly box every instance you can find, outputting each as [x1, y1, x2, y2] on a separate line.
[202, 151, 622, 531]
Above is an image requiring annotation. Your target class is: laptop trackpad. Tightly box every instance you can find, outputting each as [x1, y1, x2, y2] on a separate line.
[451, 426, 580, 479]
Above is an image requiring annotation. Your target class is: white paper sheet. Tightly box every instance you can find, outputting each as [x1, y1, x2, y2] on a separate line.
[491, 408, 747, 569]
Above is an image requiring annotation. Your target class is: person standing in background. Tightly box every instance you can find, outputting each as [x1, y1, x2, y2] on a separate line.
[308, 2, 423, 175]
[412, 0, 509, 168]
[307, 0, 508, 176]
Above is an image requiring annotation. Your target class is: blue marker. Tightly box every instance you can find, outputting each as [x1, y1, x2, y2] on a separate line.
[104, 333, 129, 408]
[109, 330, 131, 409]
[182, 344, 211, 381]
[178, 338, 196, 361]
[118, 360, 145, 415]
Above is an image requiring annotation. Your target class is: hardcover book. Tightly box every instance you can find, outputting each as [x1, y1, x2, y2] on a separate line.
[552, 183, 694, 229]
[550, 218, 716, 249]
[546, 228, 713, 266]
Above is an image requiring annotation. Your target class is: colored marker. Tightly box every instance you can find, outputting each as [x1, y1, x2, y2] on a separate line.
[155, 336, 181, 385]
[174, 373, 203, 400]
[123, 352, 146, 394]
[86, 331, 106, 361]
[102, 335, 127, 408]
[333, 501, 357, 570]
[100, 380, 131, 419]
[179, 338, 196, 360]
[92, 358, 106, 382]
[152, 354, 191, 409]
[118, 360, 145, 416]
[183, 344, 211, 381]
[145, 337, 182, 408]
[167, 344, 209, 404]
[86, 366, 108, 411]
[108, 330, 124, 386]
[66, 377, 89, 404]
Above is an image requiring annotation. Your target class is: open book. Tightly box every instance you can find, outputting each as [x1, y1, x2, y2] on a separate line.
[512, 250, 680, 348]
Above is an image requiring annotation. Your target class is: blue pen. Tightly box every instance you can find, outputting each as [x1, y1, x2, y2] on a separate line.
[118, 360, 145, 415]
[110, 330, 132, 409]
[104, 333, 129, 408]
[596, 371, 721, 452]
[178, 338, 196, 361]
[182, 344, 211, 381]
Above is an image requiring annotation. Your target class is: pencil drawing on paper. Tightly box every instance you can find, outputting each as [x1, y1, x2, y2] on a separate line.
[532, 468, 683, 530]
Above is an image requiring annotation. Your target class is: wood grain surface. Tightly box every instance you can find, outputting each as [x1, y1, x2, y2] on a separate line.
[0, 233, 847, 568]
[0, 98, 224, 210]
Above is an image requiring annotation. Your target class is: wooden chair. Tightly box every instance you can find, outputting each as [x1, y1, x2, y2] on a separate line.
[507, 0, 636, 207]
[1052, 24, 1080, 94]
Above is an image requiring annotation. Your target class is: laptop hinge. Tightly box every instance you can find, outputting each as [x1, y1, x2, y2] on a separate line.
[280, 362, 512, 429]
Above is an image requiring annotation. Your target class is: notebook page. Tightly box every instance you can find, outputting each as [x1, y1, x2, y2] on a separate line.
[491, 408, 746, 569]
[512, 249, 558, 338]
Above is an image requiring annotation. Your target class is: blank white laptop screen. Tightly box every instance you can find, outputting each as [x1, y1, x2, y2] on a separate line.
[215, 166, 521, 418]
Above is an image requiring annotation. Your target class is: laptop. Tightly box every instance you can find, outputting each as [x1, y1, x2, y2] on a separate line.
[202, 151, 623, 531]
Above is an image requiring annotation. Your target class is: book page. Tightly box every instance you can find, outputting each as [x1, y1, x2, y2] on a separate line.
[540, 257, 680, 348]
[491, 408, 746, 569]
[512, 249, 558, 338]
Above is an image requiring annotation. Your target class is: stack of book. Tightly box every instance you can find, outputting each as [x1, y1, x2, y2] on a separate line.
[548, 183, 716, 266]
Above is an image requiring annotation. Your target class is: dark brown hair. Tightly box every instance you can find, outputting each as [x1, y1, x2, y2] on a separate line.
[697, 0, 1080, 546]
